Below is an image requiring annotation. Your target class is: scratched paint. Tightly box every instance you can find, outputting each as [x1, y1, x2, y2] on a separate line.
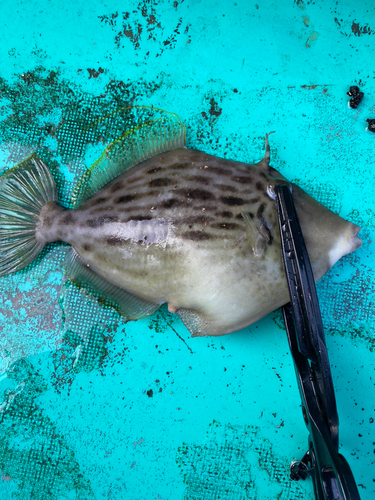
[0, 359, 95, 499]
[176, 421, 312, 499]
[0, 0, 375, 498]
[98, 1, 192, 55]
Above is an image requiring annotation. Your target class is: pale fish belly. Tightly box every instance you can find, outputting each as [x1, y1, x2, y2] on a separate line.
[37, 148, 361, 336]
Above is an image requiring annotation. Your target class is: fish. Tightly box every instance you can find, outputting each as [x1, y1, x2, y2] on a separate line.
[0, 111, 362, 336]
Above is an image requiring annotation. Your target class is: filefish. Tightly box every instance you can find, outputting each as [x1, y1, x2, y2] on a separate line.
[0, 112, 362, 336]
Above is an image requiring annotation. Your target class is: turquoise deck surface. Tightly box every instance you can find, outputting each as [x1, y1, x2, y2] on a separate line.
[0, 1, 374, 498]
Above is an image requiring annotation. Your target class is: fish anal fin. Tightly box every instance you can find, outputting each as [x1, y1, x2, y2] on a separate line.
[64, 248, 160, 320]
[241, 211, 271, 257]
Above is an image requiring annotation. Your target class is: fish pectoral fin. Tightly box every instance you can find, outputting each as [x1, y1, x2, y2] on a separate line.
[64, 248, 160, 320]
[241, 211, 271, 257]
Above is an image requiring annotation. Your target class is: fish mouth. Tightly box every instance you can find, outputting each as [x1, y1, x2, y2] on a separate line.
[350, 223, 363, 254]
[328, 222, 362, 268]
[351, 222, 362, 249]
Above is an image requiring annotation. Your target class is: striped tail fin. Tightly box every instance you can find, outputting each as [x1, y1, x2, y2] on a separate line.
[0, 154, 57, 276]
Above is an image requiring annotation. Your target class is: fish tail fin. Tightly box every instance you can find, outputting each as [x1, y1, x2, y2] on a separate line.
[0, 154, 57, 276]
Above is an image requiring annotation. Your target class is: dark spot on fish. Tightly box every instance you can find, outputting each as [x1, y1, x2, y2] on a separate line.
[211, 222, 242, 230]
[215, 183, 237, 192]
[147, 167, 162, 174]
[43, 215, 53, 227]
[91, 206, 115, 213]
[160, 198, 182, 209]
[90, 197, 108, 206]
[87, 216, 119, 228]
[115, 194, 137, 204]
[181, 230, 212, 241]
[221, 196, 244, 206]
[109, 181, 124, 193]
[149, 177, 174, 187]
[232, 176, 253, 184]
[125, 214, 153, 222]
[209, 166, 231, 176]
[171, 162, 193, 170]
[83, 244, 92, 251]
[126, 175, 144, 185]
[249, 197, 261, 204]
[115, 205, 153, 215]
[106, 235, 127, 245]
[259, 172, 268, 179]
[221, 211, 233, 218]
[187, 175, 210, 184]
[176, 189, 214, 201]
[256, 182, 264, 191]
[181, 215, 211, 224]
[86, 219, 97, 228]
[257, 203, 265, 218]
[61, 213, 75, 225]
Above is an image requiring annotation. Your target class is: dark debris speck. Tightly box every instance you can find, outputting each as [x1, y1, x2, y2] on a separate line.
[347, 85, 364, 109]
[366, 119, 375, 133]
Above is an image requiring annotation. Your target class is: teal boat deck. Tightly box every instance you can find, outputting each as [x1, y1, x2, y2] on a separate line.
[0, 1, 374, 498]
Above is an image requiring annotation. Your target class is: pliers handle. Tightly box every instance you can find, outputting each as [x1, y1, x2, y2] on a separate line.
[274, 184, 360, 500]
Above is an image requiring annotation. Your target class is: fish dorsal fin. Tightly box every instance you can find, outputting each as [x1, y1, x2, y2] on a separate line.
[64, 247, 160, 320]
[71, 109, 186, 208]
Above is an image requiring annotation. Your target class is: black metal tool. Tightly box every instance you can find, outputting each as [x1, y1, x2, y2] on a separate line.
[274, 184, 361, 500]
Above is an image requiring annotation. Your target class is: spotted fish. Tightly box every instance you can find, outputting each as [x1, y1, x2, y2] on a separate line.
[0, 112, 362, 336]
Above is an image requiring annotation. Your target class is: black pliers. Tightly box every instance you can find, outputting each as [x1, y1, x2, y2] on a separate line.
[274, 184, 361, 500]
